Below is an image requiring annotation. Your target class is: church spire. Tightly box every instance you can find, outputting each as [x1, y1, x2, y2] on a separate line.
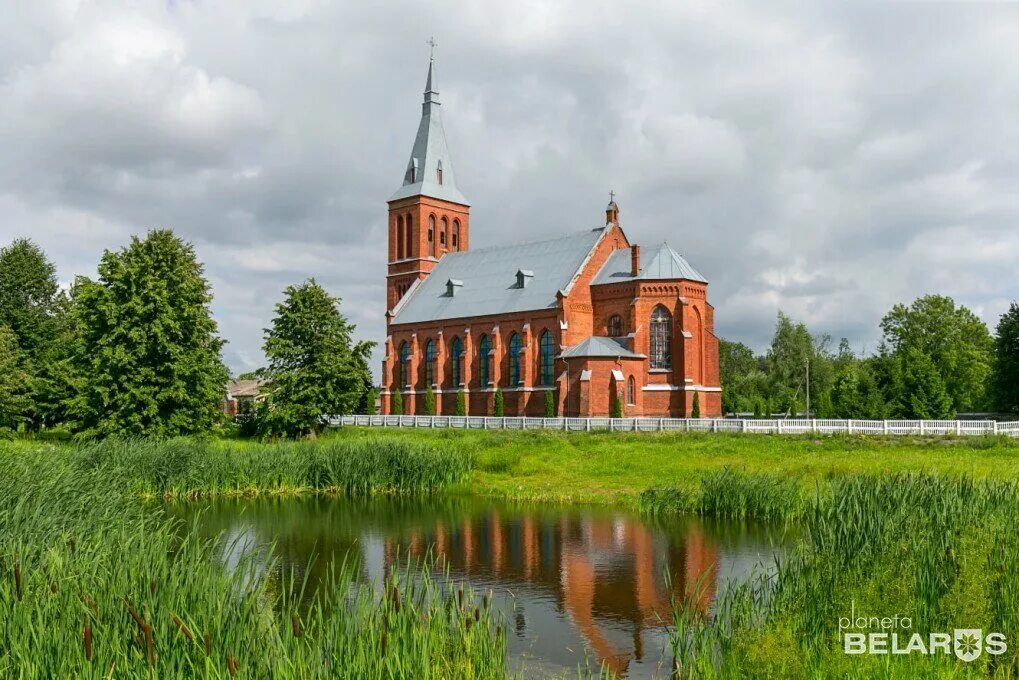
[390, 43, 469, 206]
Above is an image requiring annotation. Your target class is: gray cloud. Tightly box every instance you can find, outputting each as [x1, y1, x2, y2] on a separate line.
[1, 1, 1017, 376]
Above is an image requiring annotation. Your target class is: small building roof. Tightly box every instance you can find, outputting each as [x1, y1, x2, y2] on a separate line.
[391, 228, 606, 324]
[592, 242, 707, 285]
[558, 336, 645, 359]
[227, 379, 264, 398]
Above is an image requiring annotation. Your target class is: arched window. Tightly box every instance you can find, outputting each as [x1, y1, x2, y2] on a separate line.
[650, 305, 672, 369]
[450, 337, 463, 387]
[398, 342, 410, 387]
[396, 215, 404, 260]
[508, 333, 521, 385]
[539, 330, 554, 386]
[627, 376, 636, 405]
[405, 215, 413, 257]
[440, 217, 448, 247]
[452, 219, 460, 250]
[428, 215, 438, 257]
[424, 340, 437, 385]
[607, 314, 622, 337]
[478, 334, 491, 386]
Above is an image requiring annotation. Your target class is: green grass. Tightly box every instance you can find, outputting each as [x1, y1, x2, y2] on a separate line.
[316, 428, 1019, 506]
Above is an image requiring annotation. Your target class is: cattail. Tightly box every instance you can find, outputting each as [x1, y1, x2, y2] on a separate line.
[14, 560, 22, 601]
[473, 607, 480, 623]
[171, 614, 194, 642]
[291, 612, 302, 637]
[380, 628, 388, 656]
[149, 578, 158, 595]
[83, 616, 93, 662]
[227, 655, 239, 678]
[391, 586, 401, 614]
[457, 588, 464, 609]
[204, 632, 212, 657]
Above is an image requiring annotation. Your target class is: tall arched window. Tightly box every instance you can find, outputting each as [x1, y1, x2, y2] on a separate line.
[627, 376, 636, 405]
[649, 305, 672, 369]
[398, 342, 410, 387]
[452, 219, 460, 250]
[405, 215, 413, 257]
[508, 333, 522, 385]
[424, 340, 437, 385]
[478, 334, 491, 386]
[428, 215, 436, 257]
[450, 337, 463, 387]
[440, 217, 448, 248]
[607, 315, 622, 337]
[539, 330, 554, 386]
[396, 215, 404, 260]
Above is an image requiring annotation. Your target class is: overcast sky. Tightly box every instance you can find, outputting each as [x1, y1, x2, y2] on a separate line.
[2, 1, 1018, 377]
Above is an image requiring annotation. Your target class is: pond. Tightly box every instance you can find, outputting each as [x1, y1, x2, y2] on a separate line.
[170, 496, 791, 678]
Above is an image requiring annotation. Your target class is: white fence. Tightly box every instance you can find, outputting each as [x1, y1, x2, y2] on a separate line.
[332, 415, 1019, 437]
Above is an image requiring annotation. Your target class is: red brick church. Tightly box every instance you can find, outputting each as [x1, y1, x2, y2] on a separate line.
[381, 57, 721, 417]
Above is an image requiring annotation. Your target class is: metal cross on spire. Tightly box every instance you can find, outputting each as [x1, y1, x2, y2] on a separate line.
[609, 190, 615, 203]
[427, 36, 437, 61]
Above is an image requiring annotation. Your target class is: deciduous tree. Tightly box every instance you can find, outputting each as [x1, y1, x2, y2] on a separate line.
[71, 230, 228, 438]
[992, 303, 1019, 414]
[257, 279, 374, 437]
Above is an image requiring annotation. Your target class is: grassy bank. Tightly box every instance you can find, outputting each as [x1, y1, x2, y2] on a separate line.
[320, 428, 1019, 505]
[0, 441, 504, 678]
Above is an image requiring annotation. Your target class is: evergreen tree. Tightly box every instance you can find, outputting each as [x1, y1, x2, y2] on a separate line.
[493, 389, 504, 417]
[691, 391, 701, 418]
[897, 348, 954, 419]
[392, 389, 403, 415]
[991, 302, 1019, 414]
[258, 279, 374, 437]
[611, 393, 623, 418]
[814, 389, 834, 418]
[544, 389, 556, 417]
[752, 399, 762, 419]
[360, 387, 378, 415]
[455, 389, 467, 416]
[71, 230, 228, 438]
[0, 326, 30, 430]
[423, 385, 436, 416]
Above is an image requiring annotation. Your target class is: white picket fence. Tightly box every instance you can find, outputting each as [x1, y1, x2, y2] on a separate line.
[331, 415, 1019, 437]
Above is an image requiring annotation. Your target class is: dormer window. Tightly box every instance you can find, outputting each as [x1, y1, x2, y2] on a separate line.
[407, 158, 419, 184]
[516, 269, 534, 288]
[437, 160, 443, 185]
[446, 279, 463, 296]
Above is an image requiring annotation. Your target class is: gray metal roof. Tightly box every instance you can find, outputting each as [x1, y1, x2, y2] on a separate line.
[559, 336, 645, 359]
[592, 242, 707, 285]
[391, 228, 606, 324]
[389, 59, 469, 206]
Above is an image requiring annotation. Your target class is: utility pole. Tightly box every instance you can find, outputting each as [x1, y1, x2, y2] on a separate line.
[805, 356, 811, 418]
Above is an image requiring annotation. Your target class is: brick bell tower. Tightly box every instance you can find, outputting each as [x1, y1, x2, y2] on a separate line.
[386, 49, 470, 315]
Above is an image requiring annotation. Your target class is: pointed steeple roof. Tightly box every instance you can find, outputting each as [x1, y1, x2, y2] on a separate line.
[390, 55, 469, 206]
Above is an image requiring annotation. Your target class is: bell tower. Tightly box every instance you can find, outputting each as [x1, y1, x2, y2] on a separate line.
[387, 47, 470, 314]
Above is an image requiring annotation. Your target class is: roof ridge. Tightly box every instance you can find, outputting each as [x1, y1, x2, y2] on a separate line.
[436, 227, 602, 257]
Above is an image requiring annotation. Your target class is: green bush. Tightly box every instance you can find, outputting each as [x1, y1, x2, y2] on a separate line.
[691, 392, 701, 418]
[456, 389, 467, 416]
[392, 390, 403, 415]
[423, 385, 436, 416]
[493, 389, 504, 417]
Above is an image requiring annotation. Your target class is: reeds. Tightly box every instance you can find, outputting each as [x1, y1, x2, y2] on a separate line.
[0, 442, 504, 678]
[662, 471, 1019, 678]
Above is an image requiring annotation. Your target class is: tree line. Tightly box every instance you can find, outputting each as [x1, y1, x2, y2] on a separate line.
[720, 298, 1019, 419]
[0, 232, 374, 439]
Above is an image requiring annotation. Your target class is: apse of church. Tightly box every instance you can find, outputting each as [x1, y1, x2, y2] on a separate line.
[382, 56, 721, 418]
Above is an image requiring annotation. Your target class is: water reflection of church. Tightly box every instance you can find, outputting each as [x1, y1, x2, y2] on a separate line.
[380, 510, 720, 676]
